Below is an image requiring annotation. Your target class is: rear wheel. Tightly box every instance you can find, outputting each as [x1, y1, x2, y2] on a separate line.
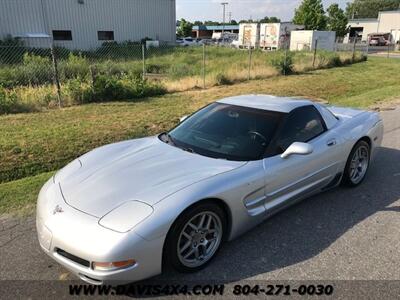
[165, 202, 226, 273]
[342, 140, 370, 187]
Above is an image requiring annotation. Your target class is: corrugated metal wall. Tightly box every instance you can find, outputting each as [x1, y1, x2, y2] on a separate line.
[0, 0, 176, 49]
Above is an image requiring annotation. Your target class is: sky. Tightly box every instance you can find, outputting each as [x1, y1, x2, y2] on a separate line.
[176, 0, 348, 22]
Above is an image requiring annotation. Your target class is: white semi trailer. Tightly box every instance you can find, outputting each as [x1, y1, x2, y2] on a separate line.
[259, 22, 304, 50]
[290, 30, 336, 51]
[238, 23, 260, 48]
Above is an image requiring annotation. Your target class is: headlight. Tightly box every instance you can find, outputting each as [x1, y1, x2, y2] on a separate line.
[98, 201, 153, 233]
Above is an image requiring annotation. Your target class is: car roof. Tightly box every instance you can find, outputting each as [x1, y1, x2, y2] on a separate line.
[217, 95, 314, 113]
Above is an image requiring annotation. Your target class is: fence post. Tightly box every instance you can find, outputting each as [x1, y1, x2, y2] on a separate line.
[142, 44, 146, 80]
[89, 65, 96, 86]
[387, 43, 390, 58]
[334, 37, 337, 52]
[248, 42, 252, 80]
[283, 41, 288, 76]
[312, 39, 318, 68]
[352, 38, 357, 62]
[50, 44, 62, 108]
[202, 43, 206, 89]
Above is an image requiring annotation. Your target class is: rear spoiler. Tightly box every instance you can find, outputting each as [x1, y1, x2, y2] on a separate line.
[327, 106, 365, 119]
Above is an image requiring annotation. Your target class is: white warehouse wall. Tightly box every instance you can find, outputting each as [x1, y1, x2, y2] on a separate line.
[377, 11, 400, 43]
[346, 20, 379, 42]
[0, 0, 176, 49]
[345, 10, 400, 43]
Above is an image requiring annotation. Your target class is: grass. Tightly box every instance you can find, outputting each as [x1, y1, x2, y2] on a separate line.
[0, 56, 399, 214]
[0, 47, 365, 114]
[0, 172, 54, 215]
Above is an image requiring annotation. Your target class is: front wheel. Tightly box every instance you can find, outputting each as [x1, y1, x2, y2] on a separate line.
[342, 140, 370, 187]
[165, 202, 226, 273]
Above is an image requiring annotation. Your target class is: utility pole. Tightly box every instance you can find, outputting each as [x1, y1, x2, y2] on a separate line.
[221, 2, 228, 43]
[228, 12, 232, 23]
[41, 0, 63, 107]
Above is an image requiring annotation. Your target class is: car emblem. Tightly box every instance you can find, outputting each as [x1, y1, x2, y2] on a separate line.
[53, 205, 64, 215]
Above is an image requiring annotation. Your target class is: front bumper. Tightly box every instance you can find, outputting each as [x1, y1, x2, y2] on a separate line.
[36, 178, 164, 284]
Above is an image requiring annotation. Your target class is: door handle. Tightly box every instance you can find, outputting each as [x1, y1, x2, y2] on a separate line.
[327, 139, 337, 147]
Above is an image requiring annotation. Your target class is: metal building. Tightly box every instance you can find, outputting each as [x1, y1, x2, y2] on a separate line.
[0, 0, 176, 49]
[345, 10, 400, 43]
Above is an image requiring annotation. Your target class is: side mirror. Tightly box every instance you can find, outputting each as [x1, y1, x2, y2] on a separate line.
[281, 142, 313, 159]
[180, 115, 188, 123]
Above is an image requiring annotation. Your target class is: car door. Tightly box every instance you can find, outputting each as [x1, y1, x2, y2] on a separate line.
[262, 105, 342, 213]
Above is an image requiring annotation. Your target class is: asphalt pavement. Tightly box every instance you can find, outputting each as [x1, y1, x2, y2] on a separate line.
[0, 106, 399, 287]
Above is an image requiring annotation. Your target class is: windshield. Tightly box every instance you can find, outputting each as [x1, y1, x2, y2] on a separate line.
[166, 103, 284, 161]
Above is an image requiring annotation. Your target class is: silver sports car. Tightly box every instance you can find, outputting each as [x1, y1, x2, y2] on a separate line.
[36, 95, 383, 284]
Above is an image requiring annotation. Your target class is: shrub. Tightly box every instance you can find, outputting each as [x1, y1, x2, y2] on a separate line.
[93, 75, 127, 101]
[93, 60, 142, 78]
[0, 36, 26, 64]
[63, 78, 94, 105]
[169, 63, 196, 79]
[91, 41, 142, 60]
[92, 75, 166, 102]
[146, 64, 167, 74]
[330, 55, 343, 67]
[270, 51, 294, 75]
[129, 76, 167, 98]
[317, 51, 342, 68]
[22, 53, 53, 85]
[14, 85, 58, 110]
[59, 53, 90, 81]
[0, 86, 16, 114]
[0, 67, 17, 88]
[215, 73, 232, 85]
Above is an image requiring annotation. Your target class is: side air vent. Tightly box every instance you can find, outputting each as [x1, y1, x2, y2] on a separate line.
[56, 248, 90, 267]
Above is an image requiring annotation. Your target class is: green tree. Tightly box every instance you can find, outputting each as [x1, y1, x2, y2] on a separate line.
[177, 19, 193, 37]
[204, 20, 220, 26]
[259, 16, 281, 23]
[239, 19, 254, 23]
[230, 19, 238, 25]
[346, 0, 400, 19]
[293, 0, 327, 30]
[193, 21, 203, 26]
[327, 3, 348, 37]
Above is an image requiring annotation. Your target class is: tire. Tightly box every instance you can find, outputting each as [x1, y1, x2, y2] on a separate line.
[164, 202, 227, 273]
[342, 140, 370, 187]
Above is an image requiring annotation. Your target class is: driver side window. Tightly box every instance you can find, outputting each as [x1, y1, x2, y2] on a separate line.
[276, 106, 326, 153]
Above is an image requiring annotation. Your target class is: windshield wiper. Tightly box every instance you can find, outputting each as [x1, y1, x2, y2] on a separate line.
[160, 133, 200, 155]
[181, 147, 196, 154]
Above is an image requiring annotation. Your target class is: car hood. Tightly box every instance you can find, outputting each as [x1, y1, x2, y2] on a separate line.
[56, 137, 245, 217]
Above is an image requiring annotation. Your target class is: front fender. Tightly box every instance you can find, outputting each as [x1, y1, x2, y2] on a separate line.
[133, 161, 266, 241]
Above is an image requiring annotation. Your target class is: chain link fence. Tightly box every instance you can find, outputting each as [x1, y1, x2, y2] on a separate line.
[335, 40, 398, 57]
[0, 36, 369, 114]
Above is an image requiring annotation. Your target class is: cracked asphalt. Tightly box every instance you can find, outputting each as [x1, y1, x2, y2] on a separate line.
[0, 107, 399, 284]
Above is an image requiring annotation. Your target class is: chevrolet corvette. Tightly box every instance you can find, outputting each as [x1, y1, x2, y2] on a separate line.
[36, 95, 383, 284]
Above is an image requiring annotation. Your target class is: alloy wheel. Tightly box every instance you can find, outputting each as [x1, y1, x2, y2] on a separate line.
[349, 145, 370, 185]
[177, 211, 223, 268]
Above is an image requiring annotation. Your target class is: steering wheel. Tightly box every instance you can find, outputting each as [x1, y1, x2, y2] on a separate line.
[247, 131, 267, 144]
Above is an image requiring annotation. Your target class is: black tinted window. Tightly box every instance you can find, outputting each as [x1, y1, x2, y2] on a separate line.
[98, 31, 114, 41]
[167, 103, 283, 161]
[276, 106, 325, 152]
[53, 30, 72, 41]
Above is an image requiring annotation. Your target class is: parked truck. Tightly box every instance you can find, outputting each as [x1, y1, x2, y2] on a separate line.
[238, 23, 260, 48]
[290, 30, 336, 51]
[259, 22, 304, 50]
